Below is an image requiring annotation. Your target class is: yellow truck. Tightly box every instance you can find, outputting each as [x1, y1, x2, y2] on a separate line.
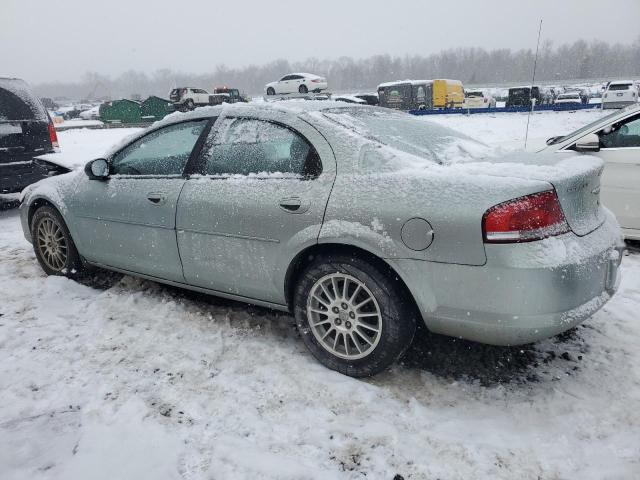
[377, 79, 464, 110]
[432, 79, 464, 109]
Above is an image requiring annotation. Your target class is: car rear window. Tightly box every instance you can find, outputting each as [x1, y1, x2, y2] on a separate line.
[0, 78, 48, 122]
[320, 108, 491, 169]
[608, 83, 632, 91]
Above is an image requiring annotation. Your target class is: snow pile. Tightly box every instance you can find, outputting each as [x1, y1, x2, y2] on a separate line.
[0, 206, 639, 479]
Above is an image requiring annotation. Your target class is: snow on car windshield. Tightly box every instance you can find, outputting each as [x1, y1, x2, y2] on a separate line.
[320, 107, 492, 169]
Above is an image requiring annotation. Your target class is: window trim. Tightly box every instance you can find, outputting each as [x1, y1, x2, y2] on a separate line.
[185, 116, 323, 180]
[107, 118, 215, 178]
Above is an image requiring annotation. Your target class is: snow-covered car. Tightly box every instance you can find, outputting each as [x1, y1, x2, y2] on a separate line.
[541, 104, 640, 239]
[79, 105, 100, 120]
[554, 92, 583, 105]
[602, 81, 639, 109]
[19, 102, 623, 377]
[265, 73, 328, 95]
[334, 93, 378, 106]
[463, 90, 496, 109]
[0, 77, 65, 194]
[169, 87, 211, 110]
[333, 94, 367, 105]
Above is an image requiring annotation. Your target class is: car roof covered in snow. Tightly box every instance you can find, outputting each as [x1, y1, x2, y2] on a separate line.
[378, 79, 433, 88]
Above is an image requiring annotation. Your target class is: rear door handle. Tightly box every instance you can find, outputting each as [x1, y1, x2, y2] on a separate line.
[279, 197, 309, 214]
[147, 192, 166, 205]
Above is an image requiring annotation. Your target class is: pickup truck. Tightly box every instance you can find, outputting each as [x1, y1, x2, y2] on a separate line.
[170, 87, 248, 111]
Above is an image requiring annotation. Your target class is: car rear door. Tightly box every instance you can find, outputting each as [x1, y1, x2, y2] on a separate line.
[176, 112, 336, 305]
[69, 119, 210, 281]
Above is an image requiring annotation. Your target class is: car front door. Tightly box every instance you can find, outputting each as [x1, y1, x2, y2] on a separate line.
[278, 76, 292, 94]
[176, 114, 336, 305]
[69, 119, 210, 281]
[595, 113, 640, 235]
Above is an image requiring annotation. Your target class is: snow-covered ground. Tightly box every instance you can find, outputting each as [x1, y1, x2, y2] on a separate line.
[2, 110, 639, 479]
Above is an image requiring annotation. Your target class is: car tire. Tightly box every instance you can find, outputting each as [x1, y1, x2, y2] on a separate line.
[31, 206, 84, 277]
[266, 87, 275, 96]
[298, 84, 308, 94]
[186, 99, 195, 110]
[293, 253, 416, 377]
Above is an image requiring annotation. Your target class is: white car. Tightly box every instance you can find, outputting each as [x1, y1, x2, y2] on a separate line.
[540, 104, 640, 239]
[463, 90, 496, 109]
[169, 87, 211, 109]
[265, 73, 328, 96]
[554, 92, 583, 105]
[602, 81, 639, 109]
[79, 105, 100, 120]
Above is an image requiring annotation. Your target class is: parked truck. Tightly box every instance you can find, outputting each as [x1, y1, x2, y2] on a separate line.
[377, 79, 464, 111]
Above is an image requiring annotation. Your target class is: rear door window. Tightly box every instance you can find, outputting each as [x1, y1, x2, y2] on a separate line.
[197, 117, 321, 177]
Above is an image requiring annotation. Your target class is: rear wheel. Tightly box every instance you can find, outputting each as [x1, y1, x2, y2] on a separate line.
[31, 206, 83, 277]
[293, 254, 416, 377]
[298, 84, 308, 94]
[266, 87, 275, 96]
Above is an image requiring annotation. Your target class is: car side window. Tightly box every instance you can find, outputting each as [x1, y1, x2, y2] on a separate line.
[600, 115, 640, 149]
[280, 75, 292, 81]
[111, 120, 208, 176]
[198, 118, 321, 178]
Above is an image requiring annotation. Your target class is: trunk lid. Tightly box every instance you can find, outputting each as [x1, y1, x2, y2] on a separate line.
[460, 152, 605, 236]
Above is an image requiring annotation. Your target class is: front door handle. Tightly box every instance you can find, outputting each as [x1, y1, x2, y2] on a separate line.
[147, 192, 166, 205]
[279, 197, 309, 214]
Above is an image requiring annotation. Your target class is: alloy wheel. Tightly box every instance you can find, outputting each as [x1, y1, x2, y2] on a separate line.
[36, 217, 68, 271]
[306, 273, 382, 360]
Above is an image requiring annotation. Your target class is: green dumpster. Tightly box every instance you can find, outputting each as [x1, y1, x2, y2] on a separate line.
[99, 99, 142, 124]
[141, 96, 175, 122]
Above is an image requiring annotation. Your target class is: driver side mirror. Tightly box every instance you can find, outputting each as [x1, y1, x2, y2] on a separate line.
[85, 158, 110, 180]
[574, 133, 600, 153]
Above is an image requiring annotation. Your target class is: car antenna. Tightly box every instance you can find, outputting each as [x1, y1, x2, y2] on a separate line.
[524, 19, 543, 150]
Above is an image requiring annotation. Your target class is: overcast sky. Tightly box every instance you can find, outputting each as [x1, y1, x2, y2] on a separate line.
[2, 0, 639, 84]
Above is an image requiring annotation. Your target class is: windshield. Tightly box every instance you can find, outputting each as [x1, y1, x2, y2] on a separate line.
[546, 105, 639, 145]
[320, 108, 491, 169]
[466, 91, 483, 97]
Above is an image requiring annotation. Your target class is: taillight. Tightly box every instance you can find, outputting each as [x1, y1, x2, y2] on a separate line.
[482, 190, 569, 243]
[48, 122, 60, 152]
[311, 79, 320, 83]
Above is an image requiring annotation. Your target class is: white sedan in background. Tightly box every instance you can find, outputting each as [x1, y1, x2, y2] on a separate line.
[541, 104, 640, 239]
[554, 92, 583, 105]
[265, 73, 328, 95]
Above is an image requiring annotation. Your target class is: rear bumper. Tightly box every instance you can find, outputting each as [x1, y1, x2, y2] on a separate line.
[393, 212, 623, 345]
[602, 101, 636, 109]
[0, 161, 50, 194]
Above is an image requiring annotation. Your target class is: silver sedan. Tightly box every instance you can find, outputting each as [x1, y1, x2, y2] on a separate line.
[20, 102, 624, 377]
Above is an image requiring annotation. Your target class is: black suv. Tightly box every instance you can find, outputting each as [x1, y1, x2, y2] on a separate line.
[1, 77, 67, 194]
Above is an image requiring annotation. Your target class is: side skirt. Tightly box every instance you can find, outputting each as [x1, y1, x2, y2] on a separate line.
[85, 260, 291, 313]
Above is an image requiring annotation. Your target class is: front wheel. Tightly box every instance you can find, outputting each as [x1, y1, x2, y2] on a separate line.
[294, 254, 416, 377]
[31, 206, 84, 277]
[266, 87, 275, 96]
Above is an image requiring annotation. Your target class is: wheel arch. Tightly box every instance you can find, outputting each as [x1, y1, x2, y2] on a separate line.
[27, 197, 62, 229]
[284, 242, 423, 322]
